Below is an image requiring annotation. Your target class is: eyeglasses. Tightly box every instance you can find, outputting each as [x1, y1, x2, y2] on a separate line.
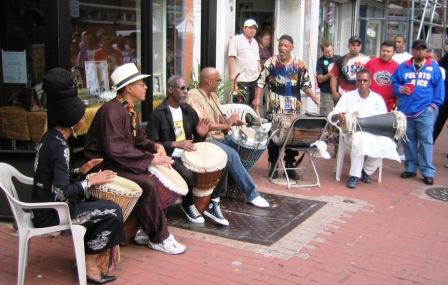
[173, 85, 189, 91]
[210, 78, 222, 83]
[133, 82, 146, 87]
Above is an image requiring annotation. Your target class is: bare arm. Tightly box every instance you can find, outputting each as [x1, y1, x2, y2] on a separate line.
[228, 56, 237, 80]
[252, 86, 264, 110]
[303, 88, 320, 106]
[330, 76, 340, 102]
[317, 73, 331, 84]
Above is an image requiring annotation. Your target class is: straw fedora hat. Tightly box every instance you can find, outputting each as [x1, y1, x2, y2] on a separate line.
[110, 63, 150, 91]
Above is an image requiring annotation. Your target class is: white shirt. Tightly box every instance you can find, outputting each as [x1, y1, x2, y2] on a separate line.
[228, 34, 260, 82]
[328, 89, 400, 162]
[393, 52, 412, 64]
[168, 106, 185, 157]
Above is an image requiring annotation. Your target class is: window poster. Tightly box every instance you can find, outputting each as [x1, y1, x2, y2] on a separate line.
[2, 50, 27, 84]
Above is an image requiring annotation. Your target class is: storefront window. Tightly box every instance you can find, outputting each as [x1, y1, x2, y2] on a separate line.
[69, 0, 142, 106]
[152, 0, 201, 108]
[359, 2, 385, 57]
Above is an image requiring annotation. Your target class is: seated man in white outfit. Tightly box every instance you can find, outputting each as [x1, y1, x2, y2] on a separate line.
[328, 69, 400, 189]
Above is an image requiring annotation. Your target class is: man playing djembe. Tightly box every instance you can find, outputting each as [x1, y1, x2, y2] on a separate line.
[84, 63, 186, 255]
[252, 34, 320, 180]
[328, 69, 400, 189]
[186, 67, 270, 208]
[148, 75, 230, 226]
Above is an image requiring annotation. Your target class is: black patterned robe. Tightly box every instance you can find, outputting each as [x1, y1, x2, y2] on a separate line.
[32, 129, 125, 254]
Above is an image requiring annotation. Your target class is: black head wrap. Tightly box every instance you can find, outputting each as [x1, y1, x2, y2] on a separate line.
[53, 96, 86, 128]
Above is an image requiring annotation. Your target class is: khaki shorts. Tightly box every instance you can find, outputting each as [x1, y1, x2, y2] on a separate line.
[319, 92, 334, 116]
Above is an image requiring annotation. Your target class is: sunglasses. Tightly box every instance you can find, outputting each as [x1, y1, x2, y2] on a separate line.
[173, 85, 189, 91]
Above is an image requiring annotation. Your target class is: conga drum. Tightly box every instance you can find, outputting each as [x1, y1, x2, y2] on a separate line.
[89, 175, 142, 221]
[181, 142, 227, 213]
[148, 164, 188, 210]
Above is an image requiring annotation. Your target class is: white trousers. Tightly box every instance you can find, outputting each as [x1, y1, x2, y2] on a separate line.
[349, 153, 381, 178]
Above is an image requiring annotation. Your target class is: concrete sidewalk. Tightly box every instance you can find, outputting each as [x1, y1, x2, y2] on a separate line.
[1, 134, 448, 285]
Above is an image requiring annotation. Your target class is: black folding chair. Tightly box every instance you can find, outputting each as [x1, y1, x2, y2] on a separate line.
[269, 116, 328, 189]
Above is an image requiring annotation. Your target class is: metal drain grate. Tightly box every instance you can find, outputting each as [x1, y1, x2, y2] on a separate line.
[167, 193, 326, 246]
[425, 187, 448, 202]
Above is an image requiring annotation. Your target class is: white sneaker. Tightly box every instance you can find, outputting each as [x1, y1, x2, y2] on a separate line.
[249, 196, 270, 208]
[167, 234, 186, 251]
[148, 234, 186, 255]
[134, 228, 149, 246]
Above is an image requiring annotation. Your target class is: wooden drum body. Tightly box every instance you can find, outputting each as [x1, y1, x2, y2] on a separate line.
[181, 142, 227, 213]
[89, 176, 142, 221]
[148, 164, 188, 210]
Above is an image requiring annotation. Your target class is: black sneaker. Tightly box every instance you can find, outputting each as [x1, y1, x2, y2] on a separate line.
[346, 176, 359, 189]
[285, 163, 299, 180]
[360, 169, 371, 184]
[181, 204, 205, 224]
[203, 198, 229, 226]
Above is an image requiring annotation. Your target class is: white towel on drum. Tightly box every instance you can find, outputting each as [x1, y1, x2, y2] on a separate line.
[349, 132, 400, 162]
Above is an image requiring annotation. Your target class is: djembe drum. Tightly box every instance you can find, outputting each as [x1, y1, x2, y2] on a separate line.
[89, 175, 142, 221]
[181, 142, 227, 213]
[148, 164, 188, 210]
[341, 110, 407, 140]
[228, 125, 268, 170]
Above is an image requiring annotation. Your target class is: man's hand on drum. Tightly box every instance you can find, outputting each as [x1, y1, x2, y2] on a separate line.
[88, 170, 117, 186]
[154, 143, 167, 156]
[172, 140, 196, 151]
[196, 118, 211, 137]
[151, 155, 174, 168]
[227, 113, 245, 128]
[79, 158, 103, 175]
[334, 113, 346, 124]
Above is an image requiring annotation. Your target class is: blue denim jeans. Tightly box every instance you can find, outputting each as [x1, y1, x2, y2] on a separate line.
[208, 136, 260, 201]
[403, 106, 439, 177]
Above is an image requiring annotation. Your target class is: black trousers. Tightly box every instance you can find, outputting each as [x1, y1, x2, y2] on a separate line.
[235, 80, 258, 105]
[172, 157, 228, 207]
[267, 140, 299, 166]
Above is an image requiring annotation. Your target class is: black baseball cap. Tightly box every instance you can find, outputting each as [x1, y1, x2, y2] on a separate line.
[412, 39, 427, 49]
[348, 36, 362, 44]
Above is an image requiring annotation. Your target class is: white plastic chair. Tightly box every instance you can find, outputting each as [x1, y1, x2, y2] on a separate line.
[330, 123, 383, 183]
[221, 103, 265, 134]
[221, 103, 259, 121]
[0, 163, 87, 285]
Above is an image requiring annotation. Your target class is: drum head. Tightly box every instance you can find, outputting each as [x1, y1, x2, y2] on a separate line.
[148, 165, 188, 196]
[181, 142, 227, 172]
[103, 176, 143, 197]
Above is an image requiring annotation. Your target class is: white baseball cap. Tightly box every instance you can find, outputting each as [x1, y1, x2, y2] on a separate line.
[110, 63, 150, 91]
[243, 19, 258, 28]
